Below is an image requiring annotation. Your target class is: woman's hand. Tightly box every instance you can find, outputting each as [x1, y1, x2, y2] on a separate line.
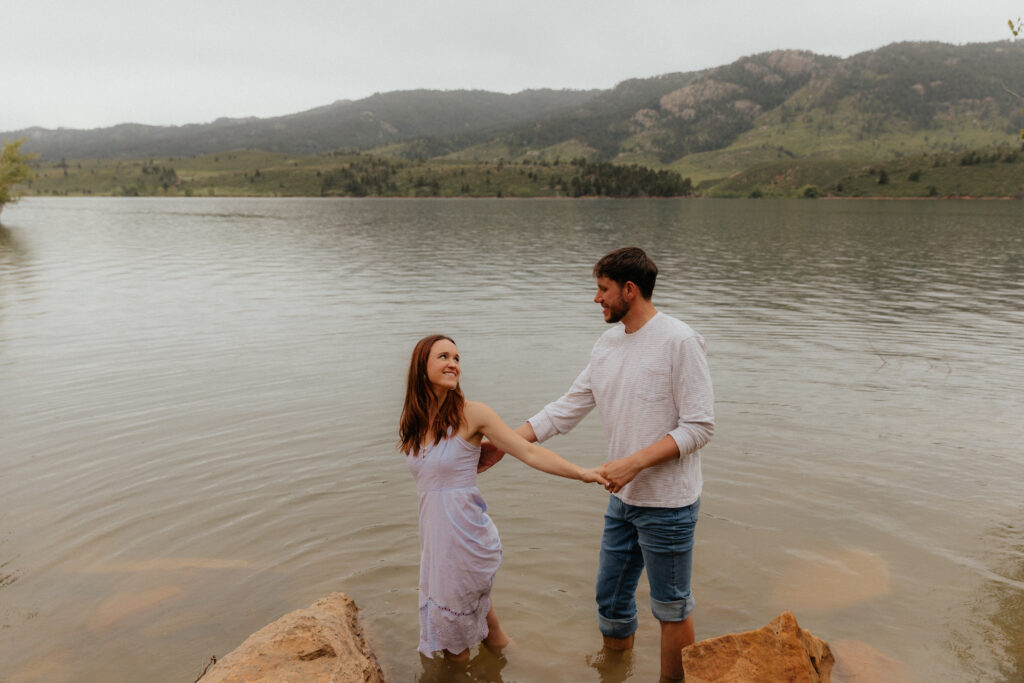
[579, 467, 609, 486]
[597, 456, 642, 494]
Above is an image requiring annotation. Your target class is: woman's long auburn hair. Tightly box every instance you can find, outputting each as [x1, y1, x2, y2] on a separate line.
[399, 334, 466, 456]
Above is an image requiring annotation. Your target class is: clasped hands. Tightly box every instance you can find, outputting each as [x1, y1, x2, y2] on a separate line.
[478, 441, 640, 494]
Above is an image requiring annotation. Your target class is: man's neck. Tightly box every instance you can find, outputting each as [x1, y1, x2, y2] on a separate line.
[622, 300, 658, 334]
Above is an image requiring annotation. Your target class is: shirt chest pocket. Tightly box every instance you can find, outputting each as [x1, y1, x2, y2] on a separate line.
[637, 362, 672, 403]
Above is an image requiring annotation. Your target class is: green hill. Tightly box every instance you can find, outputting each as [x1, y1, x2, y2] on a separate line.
[7, 89, 602, 161]
[367, 41, 1024, 177]
[9, 40, 1024, 198]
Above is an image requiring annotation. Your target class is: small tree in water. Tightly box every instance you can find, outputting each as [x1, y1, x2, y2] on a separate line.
[0, 139, 34, 219]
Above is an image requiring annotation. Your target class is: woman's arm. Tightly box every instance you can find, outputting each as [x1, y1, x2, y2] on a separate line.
[465, 402, 606, 484]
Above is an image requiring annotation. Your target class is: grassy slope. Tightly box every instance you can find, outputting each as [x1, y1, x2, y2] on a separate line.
[25, 151, 636, 199]
[24, 140, 1024, 200]
[707, 146, 1024, 198]
[671, 94, 1019, 185]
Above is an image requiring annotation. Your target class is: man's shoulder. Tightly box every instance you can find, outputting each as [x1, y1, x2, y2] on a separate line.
[652, 312, 700, 342]
[593, 324, 626, 348]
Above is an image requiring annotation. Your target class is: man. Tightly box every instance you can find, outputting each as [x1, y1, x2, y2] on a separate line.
[479, 246, 714, 679]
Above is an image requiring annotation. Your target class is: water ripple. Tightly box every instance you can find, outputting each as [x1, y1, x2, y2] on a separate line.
[0, 198, 1022, 682]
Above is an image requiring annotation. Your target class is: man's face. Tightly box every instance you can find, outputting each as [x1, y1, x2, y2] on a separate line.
[594, 276, 630, 324]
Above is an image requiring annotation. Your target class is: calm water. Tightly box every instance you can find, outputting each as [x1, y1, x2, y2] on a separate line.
[1, 197, 1022, 682]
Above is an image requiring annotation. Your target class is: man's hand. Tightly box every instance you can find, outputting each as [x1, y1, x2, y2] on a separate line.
[477, 440, 505, 473]
[599, 436, 681, 493]
[598, 455, 643, 494]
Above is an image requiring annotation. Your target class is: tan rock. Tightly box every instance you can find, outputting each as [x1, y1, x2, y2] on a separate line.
[681, 611, 834, 683]
[199, 592, 384, 683]
[660, 80, 743, 113]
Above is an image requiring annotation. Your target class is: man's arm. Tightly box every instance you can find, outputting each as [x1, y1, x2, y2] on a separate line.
[478, 364, 593, 474]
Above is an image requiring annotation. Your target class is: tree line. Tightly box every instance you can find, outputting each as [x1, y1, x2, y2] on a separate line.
[559, 159, 692, 197]
[0, 139, 33, 218]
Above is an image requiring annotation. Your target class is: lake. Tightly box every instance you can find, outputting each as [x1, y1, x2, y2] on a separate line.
[1, 197, 1022, 682]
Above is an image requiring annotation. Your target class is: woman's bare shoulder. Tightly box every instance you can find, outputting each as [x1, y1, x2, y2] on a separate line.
[463, 400, 496, 424]
[458, 401, 490, 444]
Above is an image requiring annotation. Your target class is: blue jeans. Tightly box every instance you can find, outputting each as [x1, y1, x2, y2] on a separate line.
[596, 495, 699, 639]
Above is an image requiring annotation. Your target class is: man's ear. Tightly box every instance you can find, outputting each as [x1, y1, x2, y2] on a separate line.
[623, 281, 638, 301]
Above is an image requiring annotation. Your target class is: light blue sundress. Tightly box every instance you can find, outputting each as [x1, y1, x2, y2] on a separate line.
[407, 432, 503, 656]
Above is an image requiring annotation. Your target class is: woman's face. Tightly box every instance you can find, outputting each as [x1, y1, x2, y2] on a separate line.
[425, 338, 460, 393]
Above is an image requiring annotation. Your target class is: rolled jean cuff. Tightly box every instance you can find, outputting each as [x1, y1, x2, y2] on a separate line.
[597, 613, 639, 639]
[651, 594, 695, 623]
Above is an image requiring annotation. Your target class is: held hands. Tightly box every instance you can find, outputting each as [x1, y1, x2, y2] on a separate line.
[597, 455, 642, 494]
[578, 467, 609, 486]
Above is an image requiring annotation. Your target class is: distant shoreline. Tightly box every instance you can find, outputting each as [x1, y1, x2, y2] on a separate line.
[16, 193, 1023, 201]
[23, 144, 1024, 201]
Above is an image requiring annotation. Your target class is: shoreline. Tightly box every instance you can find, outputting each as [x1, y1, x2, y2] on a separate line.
[13, 192, 1023, 201]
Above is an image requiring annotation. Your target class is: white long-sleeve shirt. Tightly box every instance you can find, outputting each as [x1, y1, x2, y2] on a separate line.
[528, 312, 714, 507]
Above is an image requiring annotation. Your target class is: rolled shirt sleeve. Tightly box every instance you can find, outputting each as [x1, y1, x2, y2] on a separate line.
[666, 335, 715, 458]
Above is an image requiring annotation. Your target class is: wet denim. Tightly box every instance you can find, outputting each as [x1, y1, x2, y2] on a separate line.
[596, 495, 699, 638]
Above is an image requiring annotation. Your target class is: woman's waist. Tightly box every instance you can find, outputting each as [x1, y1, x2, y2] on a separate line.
[417, 482, 480, 493]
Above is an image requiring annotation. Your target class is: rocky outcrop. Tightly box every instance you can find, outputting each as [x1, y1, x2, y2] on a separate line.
[681, 611, 834, 683]
[199, 596, 903, 683]
[199, 592, 384, 683]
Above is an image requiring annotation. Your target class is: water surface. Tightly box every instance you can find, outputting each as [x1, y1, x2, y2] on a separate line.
[1, 197, 1022, 681]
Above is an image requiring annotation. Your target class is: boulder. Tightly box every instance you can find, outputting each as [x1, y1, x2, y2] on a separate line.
[681, 611, 834, 682]
[199, 592, 384, 683]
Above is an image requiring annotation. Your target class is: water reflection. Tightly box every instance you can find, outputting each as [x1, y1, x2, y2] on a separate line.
[0, 224, 30, 277]
[0, 224, 30, 338]
[417, 648, 509, 682]
[585, 647, 636, 683]
[0, 224, 20, 251]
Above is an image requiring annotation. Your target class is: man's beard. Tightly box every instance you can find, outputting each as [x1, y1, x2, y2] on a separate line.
[605, 299, 629, 323]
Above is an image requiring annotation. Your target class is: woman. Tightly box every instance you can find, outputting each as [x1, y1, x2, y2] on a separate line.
[400, 334, 606, 661]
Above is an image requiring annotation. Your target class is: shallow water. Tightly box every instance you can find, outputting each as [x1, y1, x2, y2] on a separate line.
[0, 197, 1022, 681]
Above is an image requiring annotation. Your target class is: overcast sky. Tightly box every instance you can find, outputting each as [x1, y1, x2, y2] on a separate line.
[2, 1, 1021, 133]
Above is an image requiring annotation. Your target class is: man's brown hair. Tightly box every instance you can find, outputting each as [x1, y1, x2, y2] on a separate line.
[593, 247, 658, 299]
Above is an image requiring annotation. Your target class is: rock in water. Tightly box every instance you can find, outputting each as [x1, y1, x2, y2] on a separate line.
[681, 611, 834, 682]
[199, 592, 384, 683]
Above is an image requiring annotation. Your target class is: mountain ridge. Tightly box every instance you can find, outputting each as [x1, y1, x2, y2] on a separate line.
[7, 40, 1024, 177]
